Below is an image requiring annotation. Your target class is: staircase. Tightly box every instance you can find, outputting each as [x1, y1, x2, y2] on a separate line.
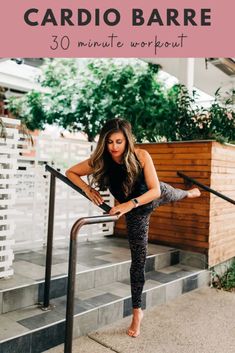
[0, 237, 210, 353]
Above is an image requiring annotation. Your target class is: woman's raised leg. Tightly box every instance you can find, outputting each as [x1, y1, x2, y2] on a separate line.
[152, 181, 200, 209]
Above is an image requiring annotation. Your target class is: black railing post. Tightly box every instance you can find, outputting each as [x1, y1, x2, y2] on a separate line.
[42, 173, 56, 310]
[64, 215, 119, 353]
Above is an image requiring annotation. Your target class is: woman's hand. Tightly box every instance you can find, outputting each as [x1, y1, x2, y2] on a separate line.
[84, 186, 104, 206]
[109, 201, 134, 217]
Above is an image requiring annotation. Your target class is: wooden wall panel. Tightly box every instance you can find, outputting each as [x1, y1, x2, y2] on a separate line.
[208, 142, 235, 267]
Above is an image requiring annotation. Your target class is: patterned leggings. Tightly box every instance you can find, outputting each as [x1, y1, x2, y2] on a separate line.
[125, 182, 188, 309]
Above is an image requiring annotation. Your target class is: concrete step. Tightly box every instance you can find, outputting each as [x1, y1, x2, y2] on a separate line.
[0, 263, 210, 353]
[0, 238, 197, 314]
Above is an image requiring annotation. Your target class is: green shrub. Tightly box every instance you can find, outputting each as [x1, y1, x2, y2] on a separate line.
[212, 260, 235, 291]
[7, 59, 235, 143]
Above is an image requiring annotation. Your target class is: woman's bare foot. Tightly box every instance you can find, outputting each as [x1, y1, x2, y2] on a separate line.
[127, 308, 144, 338]
[187, 187, 201, 198]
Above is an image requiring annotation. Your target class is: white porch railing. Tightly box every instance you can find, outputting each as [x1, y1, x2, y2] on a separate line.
[14, 133, 114, 252]
[0, 121, 114, 278]
[0, 117, 20, 278]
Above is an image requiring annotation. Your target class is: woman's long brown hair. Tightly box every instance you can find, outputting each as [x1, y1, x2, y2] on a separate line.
[89, 118, 142, 197]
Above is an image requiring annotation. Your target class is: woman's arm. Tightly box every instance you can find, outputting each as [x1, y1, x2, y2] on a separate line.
[65, 159, 104, 205]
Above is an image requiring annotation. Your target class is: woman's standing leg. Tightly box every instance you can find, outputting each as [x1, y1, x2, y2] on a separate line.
[125, 211, 151, 337]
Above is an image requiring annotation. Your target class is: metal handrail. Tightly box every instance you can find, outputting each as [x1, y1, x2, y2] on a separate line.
[42, 165, 113, 310]
[44, 165, 119, 352]
[177, 171, 235, 205]
[64, 214, 119, 353]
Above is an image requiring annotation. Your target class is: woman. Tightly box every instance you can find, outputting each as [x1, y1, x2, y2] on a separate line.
[66, 118, 200, 338]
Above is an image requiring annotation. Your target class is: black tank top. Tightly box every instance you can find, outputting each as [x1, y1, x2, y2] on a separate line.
[108, 154, 153, 214]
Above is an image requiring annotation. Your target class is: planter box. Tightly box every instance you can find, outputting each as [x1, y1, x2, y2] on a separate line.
[114, 141, 235, 268]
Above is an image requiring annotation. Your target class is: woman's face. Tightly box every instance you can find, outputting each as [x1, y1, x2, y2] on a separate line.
[106, 131, 126, 161]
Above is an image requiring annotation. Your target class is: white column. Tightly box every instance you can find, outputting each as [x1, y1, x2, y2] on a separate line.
[186, 58, 195, 94]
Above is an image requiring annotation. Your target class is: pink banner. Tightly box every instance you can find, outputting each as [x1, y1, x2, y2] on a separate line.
[1, 0, 234, 57]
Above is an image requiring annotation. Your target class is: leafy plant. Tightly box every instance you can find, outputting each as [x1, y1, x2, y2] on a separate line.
[163, 85, 235, 143]
[8, 91, 47, 131]
[7, 59, 235, 143]
[212, 260, 235, 291]
[7, 58, 168, 141]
